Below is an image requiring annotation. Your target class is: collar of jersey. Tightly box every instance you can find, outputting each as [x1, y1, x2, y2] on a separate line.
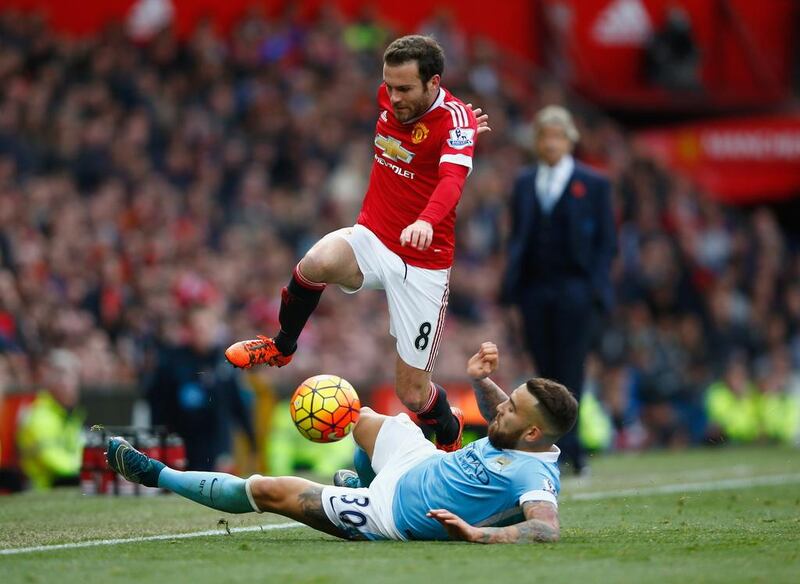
[402, 88, 445, 125]
[506, 444, 561, 463]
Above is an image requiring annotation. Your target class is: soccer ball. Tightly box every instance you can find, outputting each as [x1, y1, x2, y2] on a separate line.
[289, 375, 361, 443]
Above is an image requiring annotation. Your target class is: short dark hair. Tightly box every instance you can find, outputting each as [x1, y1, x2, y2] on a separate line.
[525, 378, 578, 440]
[383, 35, 444, 84]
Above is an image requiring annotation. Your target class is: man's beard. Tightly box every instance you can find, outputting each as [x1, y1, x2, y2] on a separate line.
[487, 419, 521, 450]
[394, 90, 430, 122]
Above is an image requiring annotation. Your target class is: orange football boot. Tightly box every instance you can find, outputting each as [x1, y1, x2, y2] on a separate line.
[224, 335, 293, 368]
[434, 407, 464, 453]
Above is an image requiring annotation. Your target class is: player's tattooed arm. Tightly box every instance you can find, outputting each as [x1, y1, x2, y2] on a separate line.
[479, 501, 560, 544]
[471, 377, 508, 422]
[428, 501, 559, 544]
[467, 342, 507, 422]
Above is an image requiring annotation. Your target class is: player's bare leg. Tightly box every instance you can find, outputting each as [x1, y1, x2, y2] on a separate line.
[332, 407, 384, 489]
[247, 476, 350, 539]
[225, 228, 363, 369]
[106, 436, 350, 539]
[351, 407, 387, 459]
[394, 359, 434, 412]
[395, 355, 464, 452]
[298, 228, 363, 289]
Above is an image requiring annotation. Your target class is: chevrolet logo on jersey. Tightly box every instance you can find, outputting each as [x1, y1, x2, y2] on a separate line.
[375, 134, 415, 164]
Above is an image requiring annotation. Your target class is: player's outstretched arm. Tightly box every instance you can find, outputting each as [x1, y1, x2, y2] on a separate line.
[427, 501, 560, 544]
[467, 342, 508, 422]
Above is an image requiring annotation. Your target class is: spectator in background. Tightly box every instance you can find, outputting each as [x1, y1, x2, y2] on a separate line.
[644, 4, 702, 93]
[127, 0, 174, 43]
[784, 282, 800, 369]
[145, 306, 256, 471]
[756, 348, 800, 445]
[418, 8, 468, 81]
[705, 354, 760, 443]
[343, 5, 388, 60]
[500, 106, 616, 474]
[16, 350, 84, 490]
[593, 321, 647, 450]
[0, 355, 8, 488]
[631, 312, 687, 447]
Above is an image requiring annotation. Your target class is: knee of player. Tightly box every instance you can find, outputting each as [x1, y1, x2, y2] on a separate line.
[354, 407, 375, 429]
[248, 476, 287, 509]
[352, 407, 377, 438]
[299, 250, 332, 282]
[358, 406, 376, 418]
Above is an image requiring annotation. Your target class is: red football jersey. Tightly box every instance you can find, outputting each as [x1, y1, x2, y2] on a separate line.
[357, 84, 477, 269]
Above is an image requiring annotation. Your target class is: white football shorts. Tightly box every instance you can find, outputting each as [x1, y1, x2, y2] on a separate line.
[335, 224, 450, 371]
[320, 413, 442, 540]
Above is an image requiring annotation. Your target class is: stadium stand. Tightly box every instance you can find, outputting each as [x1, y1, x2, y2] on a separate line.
[0, 3, 797, 483]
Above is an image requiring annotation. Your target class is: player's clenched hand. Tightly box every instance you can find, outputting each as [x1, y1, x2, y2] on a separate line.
[467, 342, 499, 380]
[400, 220, 434, 251]
[427, 509, 483, 542]
[466, 103, 491, 136]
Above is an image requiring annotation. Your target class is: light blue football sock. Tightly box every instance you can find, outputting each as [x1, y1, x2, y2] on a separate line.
[158, 468, 257, 514]
[353, 446, 376, 488]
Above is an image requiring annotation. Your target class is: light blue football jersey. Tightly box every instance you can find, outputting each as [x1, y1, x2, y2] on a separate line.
[392, 437, 561, 540]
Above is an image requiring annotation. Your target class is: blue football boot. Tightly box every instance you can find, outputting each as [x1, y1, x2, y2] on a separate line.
[106, 436, 164, 488]
[333, 469, 362, 489]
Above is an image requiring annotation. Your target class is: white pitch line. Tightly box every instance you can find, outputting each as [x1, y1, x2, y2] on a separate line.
[0, 521, 302, 556]
[3, 472, 800, 555]
[566, 472, 800, 501]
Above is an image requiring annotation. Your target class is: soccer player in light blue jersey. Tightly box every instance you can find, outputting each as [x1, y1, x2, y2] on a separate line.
[107, 342, 577, 544]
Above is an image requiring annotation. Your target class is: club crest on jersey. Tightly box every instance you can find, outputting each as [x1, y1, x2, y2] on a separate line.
[489, 455, 512, 471]
[447, 127, 475, 150]
[375, 134, 415, 164]
[411, 122, 429, 144]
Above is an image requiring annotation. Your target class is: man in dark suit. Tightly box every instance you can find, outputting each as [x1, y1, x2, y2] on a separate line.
[501, 106, 616, 475]
[145, 307, 256, 471]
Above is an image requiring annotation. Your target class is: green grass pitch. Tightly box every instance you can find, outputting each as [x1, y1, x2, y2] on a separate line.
[1, 445, 799, 583]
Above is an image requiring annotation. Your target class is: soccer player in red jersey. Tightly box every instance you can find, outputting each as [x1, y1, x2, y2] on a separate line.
[226, 35, 487, 451]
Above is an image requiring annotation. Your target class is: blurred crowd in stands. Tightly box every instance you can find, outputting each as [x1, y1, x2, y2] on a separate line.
[0, 7, 798, 455]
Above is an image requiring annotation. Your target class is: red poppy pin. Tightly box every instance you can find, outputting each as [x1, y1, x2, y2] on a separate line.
[571, 180, 586, 198]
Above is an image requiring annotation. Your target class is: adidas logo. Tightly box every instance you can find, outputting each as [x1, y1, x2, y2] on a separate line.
[592, 0, 652, 46]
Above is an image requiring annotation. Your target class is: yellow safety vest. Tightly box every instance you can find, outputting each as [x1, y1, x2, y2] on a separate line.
[579, 390, 613, 451]
[16, 392, 85, 490]
[760, 392, 800, 445]
[706, 381, 761, 442]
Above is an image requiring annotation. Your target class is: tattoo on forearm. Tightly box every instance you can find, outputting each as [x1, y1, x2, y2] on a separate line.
[477, 519, 559, 544]
[477, 501, 560, 544]
[472, 378, 508, 422]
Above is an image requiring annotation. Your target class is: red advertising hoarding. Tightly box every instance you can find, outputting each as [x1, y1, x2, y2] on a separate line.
[636, 115, 800, 204]
[539, 0, 797, 110]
